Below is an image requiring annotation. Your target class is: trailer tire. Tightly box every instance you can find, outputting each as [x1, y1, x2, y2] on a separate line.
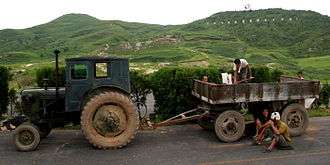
[215, 111, 245, 142]
[281, 103, 308, 137]
[81, 91, 139, 149]
[13, 122, 40, 151]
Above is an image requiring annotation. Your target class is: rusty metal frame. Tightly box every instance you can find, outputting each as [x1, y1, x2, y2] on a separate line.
[192, 76, 320, 105]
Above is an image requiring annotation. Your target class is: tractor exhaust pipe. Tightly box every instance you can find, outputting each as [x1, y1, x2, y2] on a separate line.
[54, 49, 60, 100]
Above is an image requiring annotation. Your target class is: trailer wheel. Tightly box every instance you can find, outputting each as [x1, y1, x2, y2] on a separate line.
[215, 111, 245, 142]
[281, 103, 309, 137]
[81, 91, 139, 149]
[13, 122, 40, 151]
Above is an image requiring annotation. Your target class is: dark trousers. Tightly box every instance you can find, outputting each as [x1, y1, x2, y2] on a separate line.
[238, 67, 248, 81]
[274, 134, 293, 150]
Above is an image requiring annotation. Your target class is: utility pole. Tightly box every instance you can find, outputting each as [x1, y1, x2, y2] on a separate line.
[54, 49, 60, 100]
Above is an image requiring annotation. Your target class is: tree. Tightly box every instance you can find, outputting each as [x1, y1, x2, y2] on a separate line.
[130, 70, 151, 104]
[8, 88, 18, 116]
[0, 66, 10, 117]
[320, 83, 330, 108]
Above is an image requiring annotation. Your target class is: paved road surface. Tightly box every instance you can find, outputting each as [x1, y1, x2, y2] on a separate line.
[1, 117, 330, 165]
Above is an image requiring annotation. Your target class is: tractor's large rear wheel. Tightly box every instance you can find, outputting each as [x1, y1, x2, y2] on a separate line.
[81, 91, 139, 149]
[281, 103, 309, 137]
[214, 110, 245, 142]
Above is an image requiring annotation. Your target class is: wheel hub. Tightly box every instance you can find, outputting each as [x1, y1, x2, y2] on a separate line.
[221, 117, 238, 135]
[93, 105, 127, 137]
[19, 130, 35, 145]
[287, 111, 303, 128]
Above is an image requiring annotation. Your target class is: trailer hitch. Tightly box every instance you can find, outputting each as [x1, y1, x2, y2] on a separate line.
[152, 107, 209, 128]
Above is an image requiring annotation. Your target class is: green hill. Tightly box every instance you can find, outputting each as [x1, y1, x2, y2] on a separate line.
[0, 8, 329, 81]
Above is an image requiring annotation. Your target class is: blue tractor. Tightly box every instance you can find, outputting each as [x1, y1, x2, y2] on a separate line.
[15, 50, 139, 151]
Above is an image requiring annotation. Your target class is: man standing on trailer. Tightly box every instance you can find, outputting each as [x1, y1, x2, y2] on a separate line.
[233, 58, 251, 84]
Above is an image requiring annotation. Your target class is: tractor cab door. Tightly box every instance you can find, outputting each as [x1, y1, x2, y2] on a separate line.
[65, 61, 92, 112]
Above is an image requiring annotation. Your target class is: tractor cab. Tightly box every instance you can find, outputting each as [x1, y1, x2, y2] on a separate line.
[65, 57, 130, 112]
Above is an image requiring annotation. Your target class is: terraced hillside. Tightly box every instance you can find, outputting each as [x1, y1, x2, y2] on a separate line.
[0, 8, 329, 82]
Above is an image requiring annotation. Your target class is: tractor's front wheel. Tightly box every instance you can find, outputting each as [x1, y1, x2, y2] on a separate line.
[81, 91, 139, 149]
[13, 122, 40, 151]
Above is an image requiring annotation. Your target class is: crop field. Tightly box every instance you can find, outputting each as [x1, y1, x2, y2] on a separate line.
[297, 55, 330, 82]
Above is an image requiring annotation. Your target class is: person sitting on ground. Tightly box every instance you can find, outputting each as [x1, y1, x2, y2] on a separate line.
[265, 112, 293, 152]
[233, 58, 252, 84]
[254, 108, 272, 144]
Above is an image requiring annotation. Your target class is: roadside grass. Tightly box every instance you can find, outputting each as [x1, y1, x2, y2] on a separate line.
[308, 107, 330, 117]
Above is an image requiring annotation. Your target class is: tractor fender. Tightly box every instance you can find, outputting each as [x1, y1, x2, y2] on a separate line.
[80, 85, 130, 111]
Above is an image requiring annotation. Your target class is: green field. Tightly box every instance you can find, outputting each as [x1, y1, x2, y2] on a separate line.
[297, 56, 330, 82]
[297, 56, 330, 69]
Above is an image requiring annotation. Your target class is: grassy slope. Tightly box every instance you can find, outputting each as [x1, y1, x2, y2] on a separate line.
[0, 8, 330, 87]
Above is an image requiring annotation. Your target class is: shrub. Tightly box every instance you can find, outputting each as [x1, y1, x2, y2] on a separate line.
[8, 88, 18, 116]
[35, 67, 65, 87]
[15, 73, 35, 88]
[320, 83, 330, 107]
[270, 68, 284, 82]
[0, 66, 10, 117]
[150, 67, 224, 119]
[251, 66, 283, 83]
[130, 70, 151, 104]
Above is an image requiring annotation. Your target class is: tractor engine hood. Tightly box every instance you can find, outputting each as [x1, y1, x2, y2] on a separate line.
[21, 87, 66, 100]
[20, 87, 66, 122]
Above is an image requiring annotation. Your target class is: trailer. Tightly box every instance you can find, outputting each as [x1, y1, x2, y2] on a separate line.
[153, 76, 319, 142]
[187, 76, 320, 142]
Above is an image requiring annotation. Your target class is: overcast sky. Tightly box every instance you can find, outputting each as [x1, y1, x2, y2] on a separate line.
[0, 0, 329, 30]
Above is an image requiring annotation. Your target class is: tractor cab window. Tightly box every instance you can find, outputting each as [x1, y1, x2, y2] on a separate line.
[71, 64, 87, 79]
[95, 63, 108, 78]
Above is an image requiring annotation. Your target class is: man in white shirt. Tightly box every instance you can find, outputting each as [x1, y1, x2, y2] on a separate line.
[233, 59, 251, 84]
